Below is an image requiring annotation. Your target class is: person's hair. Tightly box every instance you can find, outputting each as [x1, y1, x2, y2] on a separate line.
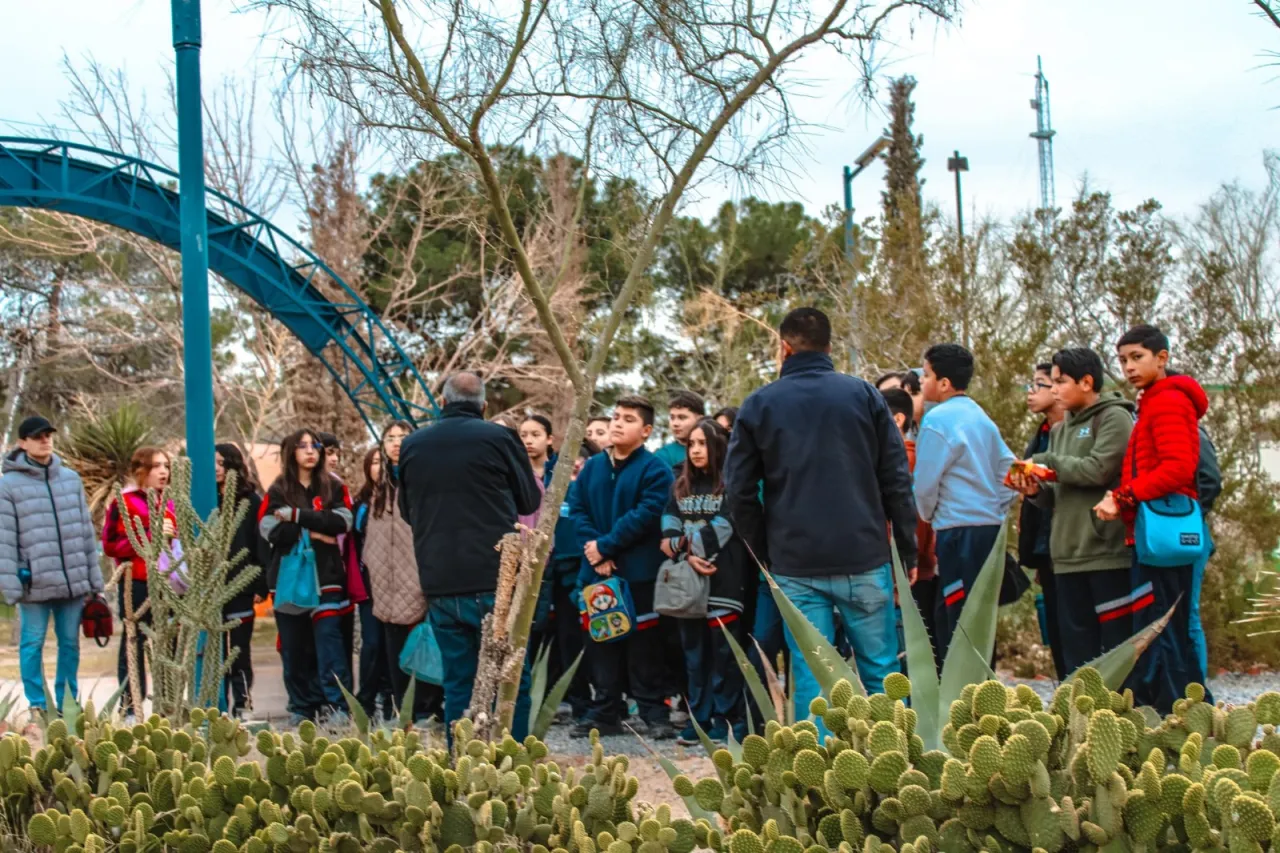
[874, 371, 906, 390]
[880, 388, 914, 431]
[1052, 347, 1105, 391]
[1116, 323, 1170, 354]
[674, 418, 729, 500]
[713, 406, 739, 431]
[614, 395, 656, 427]
[355, 447, 379, 506]
[924, 343, 975, 391]
[130, 446, 170, 487]
[522, 413, 554, 438]
[779, 307, 832, 352]
[1034, 362, 1053, 376]
[372, 419, 414, 519]
[443, 371, 486, 407]
[214, 442, 257, 501]
[317, 432, 341, 451]
[579, 441, 598, 459]
[587, 415, 611, 428]
[900, 370, 922, 394]
[668, 390, 706, 416]
[278, 428, 332, 506]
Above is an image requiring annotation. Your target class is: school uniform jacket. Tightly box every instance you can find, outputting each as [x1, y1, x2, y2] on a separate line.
[258, 479, 352, 613]
[660, 471, 746, 617]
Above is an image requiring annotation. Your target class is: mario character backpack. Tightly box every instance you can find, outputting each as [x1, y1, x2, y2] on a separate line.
[580, 577, 636, 643]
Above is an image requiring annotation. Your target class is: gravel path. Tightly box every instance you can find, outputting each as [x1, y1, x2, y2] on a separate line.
[1000, 670, 1280, 710]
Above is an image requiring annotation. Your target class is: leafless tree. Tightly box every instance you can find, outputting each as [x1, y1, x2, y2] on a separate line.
[262, 0, 959, 729]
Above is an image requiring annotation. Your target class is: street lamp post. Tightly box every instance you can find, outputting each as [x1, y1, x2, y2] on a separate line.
[842, 136, 891, 262]
[947, 150, 969, 276]
[947, 150, 970, 346]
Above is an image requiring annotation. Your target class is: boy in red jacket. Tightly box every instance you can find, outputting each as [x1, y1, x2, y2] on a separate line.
[1095, 324, 1210, 712]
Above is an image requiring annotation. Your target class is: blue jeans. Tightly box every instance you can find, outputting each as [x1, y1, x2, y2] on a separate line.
[429, 593, 532, 741]
[775, 565, 898, 734]
[1189, 524, 1213, 678]
[19, 598, 84, 711]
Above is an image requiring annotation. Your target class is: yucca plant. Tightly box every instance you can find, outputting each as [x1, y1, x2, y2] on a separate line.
[60, 403, 153, 517]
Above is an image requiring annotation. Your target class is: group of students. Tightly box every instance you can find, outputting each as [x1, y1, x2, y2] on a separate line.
[0, 310, 1217, 729]
[868, 325, 1214, 713]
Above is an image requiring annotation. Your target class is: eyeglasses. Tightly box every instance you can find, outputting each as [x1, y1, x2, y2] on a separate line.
[297, 443, 321, 451]
[1026, 383, 1053, 392]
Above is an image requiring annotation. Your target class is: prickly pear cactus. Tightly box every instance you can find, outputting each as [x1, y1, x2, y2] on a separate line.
[8, 708, 716, 853]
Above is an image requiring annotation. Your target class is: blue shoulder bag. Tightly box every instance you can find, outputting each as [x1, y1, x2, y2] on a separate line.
[274, 530, 320, 614]
[1131, 449, 1205, 568]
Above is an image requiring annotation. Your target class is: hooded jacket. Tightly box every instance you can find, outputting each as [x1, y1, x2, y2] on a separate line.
[1113, 374, 1209, 535]
[0, 450, 103, 605]
[1031, 393, 1136, 574]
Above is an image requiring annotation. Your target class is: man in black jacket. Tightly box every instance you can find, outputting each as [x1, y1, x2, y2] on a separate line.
[398, 371, 542, 737]
[724, 308, 918, 731]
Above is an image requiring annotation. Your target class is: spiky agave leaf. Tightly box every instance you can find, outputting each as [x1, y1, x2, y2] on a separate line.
[532, 650, 584, 740]
[892, 537, 941, 750]
[938, 526, 1008, 722]
[1069, 599, 1178, 692]
[719, 620, 778, 724]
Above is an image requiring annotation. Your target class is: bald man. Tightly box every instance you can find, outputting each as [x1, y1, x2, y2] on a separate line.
[398, 371, 542, 738]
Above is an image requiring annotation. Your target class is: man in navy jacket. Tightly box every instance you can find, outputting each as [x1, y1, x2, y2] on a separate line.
[724, 308, 918, 729]
[570, 395, 675, 738]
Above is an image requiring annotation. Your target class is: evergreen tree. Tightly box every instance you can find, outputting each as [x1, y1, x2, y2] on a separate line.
[881, 75, 925, 224]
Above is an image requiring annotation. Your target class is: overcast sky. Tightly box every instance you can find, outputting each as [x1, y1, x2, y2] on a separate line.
[2, 0, 1277, 230]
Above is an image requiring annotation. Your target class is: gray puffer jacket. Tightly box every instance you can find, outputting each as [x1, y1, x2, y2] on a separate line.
[0, 450, 103, 604]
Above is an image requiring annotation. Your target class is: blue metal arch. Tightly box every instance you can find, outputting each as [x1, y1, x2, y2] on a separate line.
[0, 136, 439, 433]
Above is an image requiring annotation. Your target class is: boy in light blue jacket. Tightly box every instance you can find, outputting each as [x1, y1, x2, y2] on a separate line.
[913, 344, 1015, 661]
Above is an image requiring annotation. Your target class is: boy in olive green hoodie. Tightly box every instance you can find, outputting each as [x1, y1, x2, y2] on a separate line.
[1010, 348, 1143, 674]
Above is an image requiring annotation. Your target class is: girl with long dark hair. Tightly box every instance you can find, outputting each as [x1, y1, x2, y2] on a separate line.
[362, 420, 442, 721]
[258, 428, 354, 721]
[660, 418, 747, 744]
[214, 443, 268, 717]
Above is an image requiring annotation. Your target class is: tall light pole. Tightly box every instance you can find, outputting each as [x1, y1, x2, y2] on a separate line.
[842, 136, 891, 262]
[947, 150, 971, 346]
[172, 0, 217, 518]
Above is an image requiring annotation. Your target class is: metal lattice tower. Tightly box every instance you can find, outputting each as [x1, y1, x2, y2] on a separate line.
[1029, 55, 1057, 225]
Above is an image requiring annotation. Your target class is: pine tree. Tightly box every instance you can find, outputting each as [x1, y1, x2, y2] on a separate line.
[881, 75, 925, 225]
[862, 75, 936, 371]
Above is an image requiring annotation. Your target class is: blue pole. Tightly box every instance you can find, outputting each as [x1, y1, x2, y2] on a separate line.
[842, 165, 854, 263]
[172, 0, 217, 518]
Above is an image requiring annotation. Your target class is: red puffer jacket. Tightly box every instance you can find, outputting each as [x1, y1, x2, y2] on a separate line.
[1114, 374, 1208, 536]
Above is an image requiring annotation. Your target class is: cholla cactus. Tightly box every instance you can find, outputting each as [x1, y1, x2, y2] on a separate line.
[115, 459, 261, 717]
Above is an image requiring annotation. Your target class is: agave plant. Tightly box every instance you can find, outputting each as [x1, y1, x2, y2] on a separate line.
[59, 403, 153, 516]
[713, 525, 1174, 753]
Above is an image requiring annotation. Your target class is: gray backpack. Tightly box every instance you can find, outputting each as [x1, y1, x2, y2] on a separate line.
[653, 558, 710, 618]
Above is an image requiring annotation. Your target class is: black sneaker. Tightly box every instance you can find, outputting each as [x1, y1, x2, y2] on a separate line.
[675, 723, 701, 747]
[571, 720, 625, 738]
